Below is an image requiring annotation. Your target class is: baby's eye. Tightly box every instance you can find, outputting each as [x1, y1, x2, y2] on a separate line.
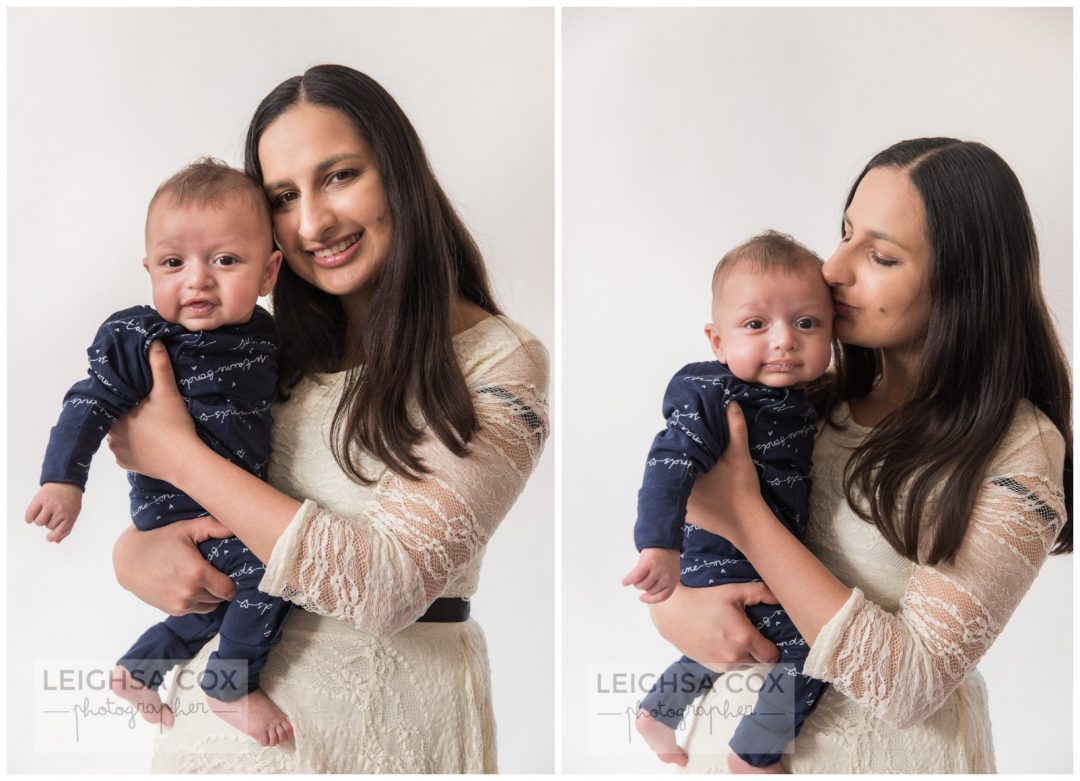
[796, 317, 817, 329]
[163, 257, 183, 269]
[214, 255, 238, 267]
[744, 319, 765, 330]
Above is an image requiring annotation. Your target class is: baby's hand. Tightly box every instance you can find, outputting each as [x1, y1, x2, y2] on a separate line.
[25, 483, 83, 543]
[622, 548, 681, 604]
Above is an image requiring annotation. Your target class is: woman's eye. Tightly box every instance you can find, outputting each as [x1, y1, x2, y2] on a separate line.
[329, 170, 356, 185]
[744, 319, 765, 330]
[215, 255, 237, 267]
[271, 191, 297, 210]
[871, 251, 900, 267]
[796, 317, 817, 329]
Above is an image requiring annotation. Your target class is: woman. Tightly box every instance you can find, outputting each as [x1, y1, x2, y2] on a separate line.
[652, 138, 1071, 773]
[108, 64, 549, 772]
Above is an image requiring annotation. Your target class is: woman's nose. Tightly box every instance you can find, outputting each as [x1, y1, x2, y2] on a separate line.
[822, 243, 854, 287]
[298, 194, 336, 243]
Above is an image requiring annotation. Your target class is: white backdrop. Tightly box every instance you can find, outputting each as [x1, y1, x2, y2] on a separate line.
[6, 8, 553, 773]
[563, 7, 1072, 774]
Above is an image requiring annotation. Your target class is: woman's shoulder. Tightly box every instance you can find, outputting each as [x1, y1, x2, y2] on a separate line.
[453, 314, 549, 395]
[986, 399, 1066, 482]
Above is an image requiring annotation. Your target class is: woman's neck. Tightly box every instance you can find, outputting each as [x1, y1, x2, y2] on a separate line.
[850, 345, 919, 427]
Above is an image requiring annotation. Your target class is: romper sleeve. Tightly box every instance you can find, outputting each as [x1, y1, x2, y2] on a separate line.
[634, 366, 731, 550]
[258, 332, 549, 637]
[40, 307, 166, 487]
[803, 405, 1067, 729]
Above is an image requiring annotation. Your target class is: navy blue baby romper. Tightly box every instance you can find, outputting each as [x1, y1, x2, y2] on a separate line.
[39, 305, 292, 702]
[634, 362, 828, 767]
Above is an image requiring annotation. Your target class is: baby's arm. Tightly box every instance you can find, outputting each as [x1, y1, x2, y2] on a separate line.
[30, 308, 162, 543]
[25, 482, 83, 543]
[622, 547, 680, 603]
[630, 365, 730, 600]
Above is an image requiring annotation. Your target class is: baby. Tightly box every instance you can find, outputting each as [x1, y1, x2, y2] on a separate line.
[24, 158, 294, 747]
[624, 231, 833, 773]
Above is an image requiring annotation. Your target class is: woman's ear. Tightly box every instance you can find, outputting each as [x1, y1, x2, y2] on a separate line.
[260, 250, 283, 296]
[704, 323, 726, 363]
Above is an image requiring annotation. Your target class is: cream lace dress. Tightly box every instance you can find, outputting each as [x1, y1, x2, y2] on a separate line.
[683, 400, 1066, 773]
[151, 316, 549, 773]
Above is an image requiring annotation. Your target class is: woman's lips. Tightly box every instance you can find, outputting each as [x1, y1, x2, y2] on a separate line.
[310, 232, 363, 269]
[835, 302, 860, 318]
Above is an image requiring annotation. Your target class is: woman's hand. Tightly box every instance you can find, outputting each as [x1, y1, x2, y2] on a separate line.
[685, 402, 768, 547]
[113, 517, 236, 615]
[650, 581, 781, 669]
[108, 341, 202, 484]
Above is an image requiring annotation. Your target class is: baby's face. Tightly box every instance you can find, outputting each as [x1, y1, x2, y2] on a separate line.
[143, 192, 281, 331]
[705, 267, 833, 388]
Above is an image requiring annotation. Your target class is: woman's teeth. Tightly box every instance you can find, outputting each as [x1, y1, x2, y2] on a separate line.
[313, 233, 361, 258]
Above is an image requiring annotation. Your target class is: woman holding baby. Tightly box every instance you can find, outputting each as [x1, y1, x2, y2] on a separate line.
[107, 64, 549, 772]
[652, 138, 1071, 772]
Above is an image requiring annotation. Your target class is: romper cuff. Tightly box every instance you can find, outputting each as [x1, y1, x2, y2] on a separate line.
[259, 498, 319, 597]
[803, 586, 864, 680]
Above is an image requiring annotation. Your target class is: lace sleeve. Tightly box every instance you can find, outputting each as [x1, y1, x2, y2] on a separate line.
[259, 338, 549, 636]
[803, 422, 1066, 729]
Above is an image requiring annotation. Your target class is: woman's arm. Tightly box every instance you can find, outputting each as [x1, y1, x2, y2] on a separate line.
[112, 516, 237, 614]
[686, 402, 852, 646]
[258, 338, 549, 635]
[107, 341, 301, 563]
[696, 402, 1067, 729]
[111, 335, 550, 636]
[650, 580, 783, 667]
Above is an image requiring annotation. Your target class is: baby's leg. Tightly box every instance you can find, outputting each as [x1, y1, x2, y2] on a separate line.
[110, 665, 174, 727]
[114, 604, 229, 726]
[200, 544, 294, 747]
[636, 656, 721, 767]
[727, 605, 827, 771]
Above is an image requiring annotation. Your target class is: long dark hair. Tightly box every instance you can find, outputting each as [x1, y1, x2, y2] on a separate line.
[826, 138, 1072, 564]
[244, 64, 502, 483]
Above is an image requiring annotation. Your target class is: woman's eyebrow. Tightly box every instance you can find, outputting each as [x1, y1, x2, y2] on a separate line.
[264, 153, 361, 192]
[843, 212, 910, 252]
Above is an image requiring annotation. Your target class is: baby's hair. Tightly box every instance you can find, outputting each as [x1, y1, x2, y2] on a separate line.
[712, 230, 823, 295]
[146, 156, 270, 232]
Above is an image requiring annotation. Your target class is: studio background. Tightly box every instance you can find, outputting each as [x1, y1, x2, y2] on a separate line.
[7, 8, 553, 773]
[562, 7, 1072, 773]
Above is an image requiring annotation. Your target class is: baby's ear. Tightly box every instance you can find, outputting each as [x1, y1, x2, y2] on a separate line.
[704, 323, 725, 362]
[141, 258, 150, 274]
[260, 250, 283, 296]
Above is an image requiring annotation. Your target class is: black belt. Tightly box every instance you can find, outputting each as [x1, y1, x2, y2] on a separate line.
[416, 597, 470, 623]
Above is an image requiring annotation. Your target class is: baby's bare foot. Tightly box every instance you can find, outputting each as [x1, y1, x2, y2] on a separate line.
[109, 665, 174, 727]
[206, 689, 293, 747]
[636, 709, 688, 767]
[727, 752, 787, 774]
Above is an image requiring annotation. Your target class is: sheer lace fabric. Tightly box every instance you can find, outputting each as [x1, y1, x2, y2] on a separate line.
[151, 316, 548, 773]
[683, 401, 1065, 773]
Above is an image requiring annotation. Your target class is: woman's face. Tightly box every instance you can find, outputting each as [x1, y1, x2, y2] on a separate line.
[257, 102, 392, 313]
[822, 166, 932, 353]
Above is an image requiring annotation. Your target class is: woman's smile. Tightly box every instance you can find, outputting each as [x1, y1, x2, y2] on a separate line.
[309, 231, 364, 268]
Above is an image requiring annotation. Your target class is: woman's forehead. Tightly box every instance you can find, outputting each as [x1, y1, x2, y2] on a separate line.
[258, 103, 369, 183]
